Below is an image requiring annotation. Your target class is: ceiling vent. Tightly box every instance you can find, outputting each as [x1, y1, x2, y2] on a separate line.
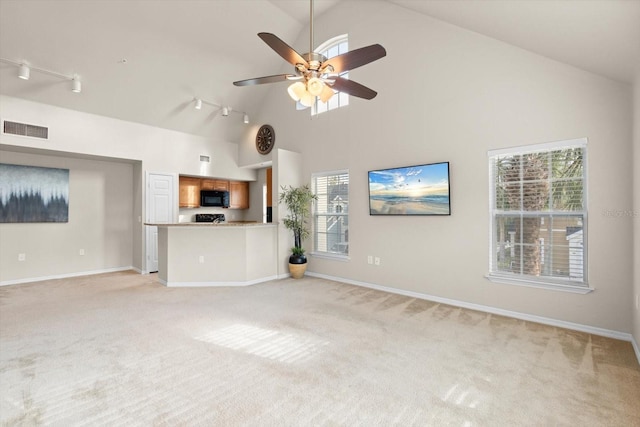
[3, 120, 49, 139]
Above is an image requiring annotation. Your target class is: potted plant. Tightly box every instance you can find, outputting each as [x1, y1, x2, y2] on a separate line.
[279, 184, 317, 278]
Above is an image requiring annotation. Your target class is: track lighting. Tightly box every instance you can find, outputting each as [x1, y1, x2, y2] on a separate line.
[71, 78, 82, 93]
[18, 64, 30, 80]
[1, 58, 82, 93]
[192, 97, 248, 124]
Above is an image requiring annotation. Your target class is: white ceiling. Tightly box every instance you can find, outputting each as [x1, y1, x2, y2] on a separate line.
[1, 0, 638, 140]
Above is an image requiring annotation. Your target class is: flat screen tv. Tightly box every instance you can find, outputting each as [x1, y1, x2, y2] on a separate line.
[368, 161, 450, 216]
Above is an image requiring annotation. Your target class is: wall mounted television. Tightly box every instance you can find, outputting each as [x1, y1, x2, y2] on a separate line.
[368, 161, 451, 216]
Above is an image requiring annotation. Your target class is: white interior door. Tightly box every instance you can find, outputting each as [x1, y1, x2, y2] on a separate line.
[146, 172, 176, 273]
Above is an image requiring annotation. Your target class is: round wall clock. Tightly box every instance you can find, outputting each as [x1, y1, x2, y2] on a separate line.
[256, 124, 275, 155]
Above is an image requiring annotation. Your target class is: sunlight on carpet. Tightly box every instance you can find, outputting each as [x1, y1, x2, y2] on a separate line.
[194, 323, 330, 364]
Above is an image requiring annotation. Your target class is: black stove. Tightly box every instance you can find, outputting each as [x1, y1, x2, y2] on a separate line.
[195, 213, 225, 223]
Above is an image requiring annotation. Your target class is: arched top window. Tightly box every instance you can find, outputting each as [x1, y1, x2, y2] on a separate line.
[313, 34, 348, 115]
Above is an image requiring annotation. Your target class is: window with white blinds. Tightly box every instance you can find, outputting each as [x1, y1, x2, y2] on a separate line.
[488, 138, 589, 291]
[312, 170, 349, 258]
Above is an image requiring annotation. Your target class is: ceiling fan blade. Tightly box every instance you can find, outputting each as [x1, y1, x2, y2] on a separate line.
[233, 74, 298, 86]
[258, 32, 309, 67]
[330, 77, 378, 100]
[321, 44, 386, 74]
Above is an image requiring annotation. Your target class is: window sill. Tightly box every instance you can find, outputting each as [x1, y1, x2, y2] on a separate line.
[311, 252, 350, 262]
[485, 274, 594, 294]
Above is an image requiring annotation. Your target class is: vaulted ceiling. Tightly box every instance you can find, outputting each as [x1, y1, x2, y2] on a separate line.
[1, 0, 638, 141]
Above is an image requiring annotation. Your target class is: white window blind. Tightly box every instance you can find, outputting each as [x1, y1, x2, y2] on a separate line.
[488, 138, 588, 290]
[312, 170, 349, 258]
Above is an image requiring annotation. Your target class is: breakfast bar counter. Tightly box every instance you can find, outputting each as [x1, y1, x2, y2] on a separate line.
[146, 223, 277, 287]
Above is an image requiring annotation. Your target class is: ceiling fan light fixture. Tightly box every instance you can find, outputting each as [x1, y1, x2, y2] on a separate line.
[320, 84, 334, 103]
[306, 77, 324, 96]
[288, 82, 306, 102]
[299, 91, 315, 107]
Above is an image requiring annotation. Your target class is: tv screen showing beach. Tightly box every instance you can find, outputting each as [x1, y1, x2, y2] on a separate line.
[368, 162, 450, 215]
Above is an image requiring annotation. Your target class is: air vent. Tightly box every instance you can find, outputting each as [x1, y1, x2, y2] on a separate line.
[3, 120, 49, 139]
[199, 155, 210, 163]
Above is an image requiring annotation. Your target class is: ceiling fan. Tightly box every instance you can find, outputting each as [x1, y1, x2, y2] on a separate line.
[233, 0, 386, 108]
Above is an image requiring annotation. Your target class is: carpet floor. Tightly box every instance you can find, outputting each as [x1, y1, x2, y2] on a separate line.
[1, 271, 639, 426]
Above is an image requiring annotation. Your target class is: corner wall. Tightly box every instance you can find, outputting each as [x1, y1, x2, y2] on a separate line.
[246, 0, 635, 333]
[0, 150, 134, 283]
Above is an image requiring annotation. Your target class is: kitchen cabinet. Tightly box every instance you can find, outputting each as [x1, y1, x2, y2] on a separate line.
[179, 176, 201, 208]
[229, 181, 249, 209]
[200, 179, 215, 190]
[201, 179, 229, 191]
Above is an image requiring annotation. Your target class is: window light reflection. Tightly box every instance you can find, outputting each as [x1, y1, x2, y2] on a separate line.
[194, 324, 329, 364]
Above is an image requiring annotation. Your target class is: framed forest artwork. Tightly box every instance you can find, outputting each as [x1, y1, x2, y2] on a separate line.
[0, 163, 69, 223]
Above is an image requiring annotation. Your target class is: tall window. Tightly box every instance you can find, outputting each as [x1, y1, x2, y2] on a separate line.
[312, 170, 349, 258]
[313, 34, 349, 116]
[488, 138, 588, 291]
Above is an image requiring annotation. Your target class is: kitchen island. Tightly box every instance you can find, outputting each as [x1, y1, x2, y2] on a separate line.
[146, 223, 277, 287]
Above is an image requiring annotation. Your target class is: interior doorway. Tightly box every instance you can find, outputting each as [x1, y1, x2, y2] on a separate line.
[145, 172, 176, 273]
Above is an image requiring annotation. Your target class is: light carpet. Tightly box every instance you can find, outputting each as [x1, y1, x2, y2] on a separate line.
[1, 271, 639, 426]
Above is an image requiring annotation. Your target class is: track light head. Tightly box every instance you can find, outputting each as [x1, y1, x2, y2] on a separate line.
[195, 98, 202, 110]
[71, 78, 81, 93]
[243, 113, 249, 124]
[18, 64, 30, 80]
[222, 107, 229, 117]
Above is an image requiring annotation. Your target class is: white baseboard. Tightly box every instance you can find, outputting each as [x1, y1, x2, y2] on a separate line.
[160, 275, 279, 288]
[632, 335, 640, 365]
[306, 272, 638, 357]
[0, 266, 135, 286]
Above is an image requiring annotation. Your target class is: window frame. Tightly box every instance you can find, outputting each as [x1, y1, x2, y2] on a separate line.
[311, 169, 350, 261]
[487, 138, 592, 293]
[312, 34, 349, 116]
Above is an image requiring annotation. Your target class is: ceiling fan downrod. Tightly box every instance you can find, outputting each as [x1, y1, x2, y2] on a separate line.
[309, 0, 314, 55]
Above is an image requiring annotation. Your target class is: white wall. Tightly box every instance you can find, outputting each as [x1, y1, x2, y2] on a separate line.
[0, 149, 134, 283]
[244, 1, 635, 333]
[633, 74, 640, 349]
[273, 149, 302, 276]
[1, 96, 257, 180]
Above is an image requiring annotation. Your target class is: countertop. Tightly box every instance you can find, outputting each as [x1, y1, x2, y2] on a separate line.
[145, 222, 275, 227]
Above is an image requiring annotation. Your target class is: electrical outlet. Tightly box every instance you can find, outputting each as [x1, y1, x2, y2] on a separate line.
[79, 249, 85, 256]
[199, 255, 205, 264]
[18, 253, 26, 261]
[374, 257, 381, 266]
[367, 255, 373, 265]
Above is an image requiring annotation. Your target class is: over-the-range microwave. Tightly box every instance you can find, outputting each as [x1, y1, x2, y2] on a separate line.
[200, 190, 229, 208]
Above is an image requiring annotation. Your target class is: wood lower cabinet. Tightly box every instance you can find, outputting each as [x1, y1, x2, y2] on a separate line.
[179, 176, 201, 208]
[229, 181, 249, 209]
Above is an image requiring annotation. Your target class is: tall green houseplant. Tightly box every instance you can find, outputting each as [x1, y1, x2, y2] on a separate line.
[279, 184, 317, 263]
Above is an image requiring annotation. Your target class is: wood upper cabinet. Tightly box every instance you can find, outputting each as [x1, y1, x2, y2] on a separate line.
[179, 176, 201, 208]
[229, 181, 249, 209]
[180, 176, 242, 208]
[201, 179, 229, 191]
